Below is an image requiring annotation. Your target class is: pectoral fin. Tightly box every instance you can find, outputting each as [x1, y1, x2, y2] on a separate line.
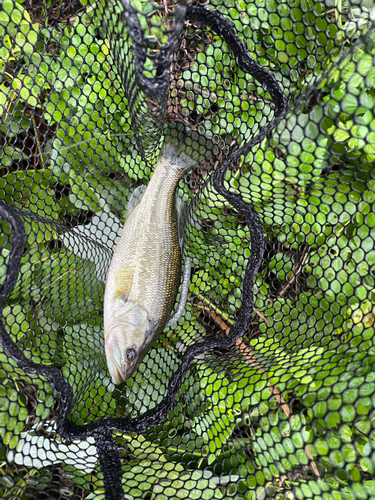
[166, 256, 191, 327]
[114, 267, 134, 302]
[175, 191, 186, 250]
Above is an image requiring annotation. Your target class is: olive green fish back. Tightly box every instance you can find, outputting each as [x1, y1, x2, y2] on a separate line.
[0, 1, 375, 499]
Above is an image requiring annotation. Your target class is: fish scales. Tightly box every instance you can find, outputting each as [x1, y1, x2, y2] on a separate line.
[104, 124, 216, 384]
[118, 161, 182, 323]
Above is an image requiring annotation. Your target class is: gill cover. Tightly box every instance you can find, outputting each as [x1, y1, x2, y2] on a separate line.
[105, 295, 151, 384]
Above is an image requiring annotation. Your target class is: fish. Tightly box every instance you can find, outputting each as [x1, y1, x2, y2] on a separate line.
[104, 122, 216, 384]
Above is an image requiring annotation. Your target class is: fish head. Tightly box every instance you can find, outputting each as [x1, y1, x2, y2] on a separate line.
[104, 297, 152, 384]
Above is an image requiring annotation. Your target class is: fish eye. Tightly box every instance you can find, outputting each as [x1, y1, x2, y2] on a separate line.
[125, 347, 137, 363]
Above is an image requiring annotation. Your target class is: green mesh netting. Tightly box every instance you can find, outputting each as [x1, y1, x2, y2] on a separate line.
[0, 1, 375, 499]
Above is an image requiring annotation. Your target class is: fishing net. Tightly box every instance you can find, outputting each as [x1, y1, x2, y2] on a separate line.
[0, 0, 375, 498]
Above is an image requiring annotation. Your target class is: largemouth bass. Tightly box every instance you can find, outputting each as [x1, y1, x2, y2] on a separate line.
[104, 123, 215, 384]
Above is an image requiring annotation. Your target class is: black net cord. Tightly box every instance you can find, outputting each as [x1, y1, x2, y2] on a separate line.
[96, 430, 125, 500]
[0, 202, 75, 436]
[120, 0, 187, 98]
[0, 3, 287, 441]
[113, 2, 288, 162]
[0, 202, 126, 499]
[3, 1, 375, 498]
[0, 6, 288, 500]
[116, 0, 188, 160]
[0, 203, 25, 306]
[186, 5, 288, 119]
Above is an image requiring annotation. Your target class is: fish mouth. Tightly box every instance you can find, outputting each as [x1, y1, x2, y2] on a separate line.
[105, 343, 139, 385]
[105, 343, 127, 385]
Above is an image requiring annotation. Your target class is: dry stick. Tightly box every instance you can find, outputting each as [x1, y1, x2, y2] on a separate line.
[4, 90, 16, 122]
[254, 284, 267, 297]
[34, 144, 38, 167]
[39, 266, 83, 294]
[198, 293, 269, 325]
[31, 112, 46, 170]
[252, 307, 269, 324]
[205, 308, 290, 416]
[149, 28, 162, 47]
[203, 306, 320, 477]
[279, 251, 309, 298]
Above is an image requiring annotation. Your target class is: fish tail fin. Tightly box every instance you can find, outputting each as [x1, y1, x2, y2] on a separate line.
[162, 121, 218, 174]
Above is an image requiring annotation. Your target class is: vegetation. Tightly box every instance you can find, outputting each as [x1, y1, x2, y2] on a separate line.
[0, 0, 375, 499]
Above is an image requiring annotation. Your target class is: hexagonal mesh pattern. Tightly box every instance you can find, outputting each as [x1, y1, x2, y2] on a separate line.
[0, 0, 375, 499]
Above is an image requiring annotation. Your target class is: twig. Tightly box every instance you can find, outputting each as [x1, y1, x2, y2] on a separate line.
[149, 28, 162, 47]
[197, 293, 268, 324]
[212, 149, 223, 172]
[252, 307, 269, 324]
[354, 425, 374, 441]
[31, 111, 46, 170]
[279, 251, 309, 297]
[254, 284, 267, 297]
[4, 90, 16, 122]
[204, 308, 290, 416]
[40, 266, 83, 294]
[200, 298, 320, 477]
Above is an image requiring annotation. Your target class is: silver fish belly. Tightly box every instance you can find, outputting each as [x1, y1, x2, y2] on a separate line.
[104, 124, 215, 384]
